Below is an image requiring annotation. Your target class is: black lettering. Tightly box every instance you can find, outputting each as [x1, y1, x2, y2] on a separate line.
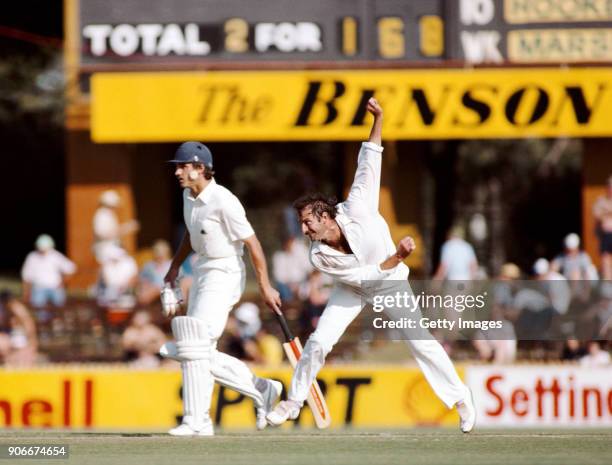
[199, 85, 219, 123]
[350, 90, 376, 126]
[175, 385, 183, 426]
[456, 86, 494, 126]
[396, 88, 449, 127]
[215, 386, 246, 426]
[505, 86, 549, 126]
[336, 377, 372, 425]
[552, 84, 608, 125]
[220, 86, 248, 123]
[295, 81, 346, 126]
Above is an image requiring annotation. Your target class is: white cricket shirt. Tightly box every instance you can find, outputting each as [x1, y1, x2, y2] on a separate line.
[183, 179, 255, 258]
[309, 142, 409, 293]
[21, 250, 76, 288]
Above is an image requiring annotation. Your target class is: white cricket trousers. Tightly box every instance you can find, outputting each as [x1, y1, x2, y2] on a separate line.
[185, 256, 265, 413]
[288, 283, 468, 409]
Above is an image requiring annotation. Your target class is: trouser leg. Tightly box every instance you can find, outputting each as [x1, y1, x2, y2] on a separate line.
[383, 281, 468, 409]
[288, 286, 363, 404]
[404, 339, 467, 408]
[186, 264, 265, 407]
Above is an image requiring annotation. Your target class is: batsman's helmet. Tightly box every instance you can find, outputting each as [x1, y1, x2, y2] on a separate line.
[168, 141, 213, 167]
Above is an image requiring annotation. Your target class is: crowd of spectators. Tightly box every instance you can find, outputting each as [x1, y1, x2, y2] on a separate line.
[0, 191, 609, 368]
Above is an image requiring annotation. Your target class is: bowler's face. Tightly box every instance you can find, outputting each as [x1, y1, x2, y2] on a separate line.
[299, 207, 327, 241]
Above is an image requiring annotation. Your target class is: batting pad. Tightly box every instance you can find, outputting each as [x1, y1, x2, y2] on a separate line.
[171, 316, 212, 361]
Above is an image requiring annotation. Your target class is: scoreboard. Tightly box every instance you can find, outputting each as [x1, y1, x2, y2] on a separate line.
[78, 0, 445, 64]
[78, 0, 612, 67]
[448, 0, 612, 63]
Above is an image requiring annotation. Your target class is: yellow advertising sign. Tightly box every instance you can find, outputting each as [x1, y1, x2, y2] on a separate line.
[91, 68, 612, 141]
[0, 366, 460, 429]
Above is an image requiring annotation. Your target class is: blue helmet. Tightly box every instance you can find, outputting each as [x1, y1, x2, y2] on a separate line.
[168, 141, 213, 167]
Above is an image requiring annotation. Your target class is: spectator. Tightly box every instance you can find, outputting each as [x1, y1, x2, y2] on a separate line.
[272, 236, 312, 301]
[579, 341, 611, 367]
[299, 269, 332, 331]
[0, 291, 38, 366]
[551, 233, 598, 304]
[93, 189, 139, 263]
[533, 258, 571, 315]
[121, 310, 167, 368]
[96, 244, 138, 308]
[560, 339, 586, 361]
[473, 265, 518, 364]
[226, 302, 283, 365]
[592, 175, 612, 279]
[493, 263, 521, 309]
[21, 234, 76, 309]
[137, 240, 173, 305]
[551, 233, 597, 281]
[434, 225, 478, 281]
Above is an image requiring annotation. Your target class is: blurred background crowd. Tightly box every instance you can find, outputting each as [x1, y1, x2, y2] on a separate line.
[1, 186, 610, 369]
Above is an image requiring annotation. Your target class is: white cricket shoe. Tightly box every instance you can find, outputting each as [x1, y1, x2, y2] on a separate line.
[456, 389, 476, 433]
[256, 379, 283, 430]
[266, 400, 301, 427]
[168, 420, 214, 437]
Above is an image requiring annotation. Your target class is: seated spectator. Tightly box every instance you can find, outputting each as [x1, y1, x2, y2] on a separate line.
[472, 303, 517, 364]
[272, 236, 312, 302]
[552, 233, 598, 305]
[533, 258, 571, 315]
[560, 339, 586, 361]
[137, 240, 173, 305]
[121, 310, 167, 368]
[579, 341, 611, 367]
[299, 270, 332, 331]
[96, 244, 138, 308]
[0, 291, 38, 367]
[225, 302, 283, 365]
[21, 234, 76, 310]
[551, 233, 598, 281]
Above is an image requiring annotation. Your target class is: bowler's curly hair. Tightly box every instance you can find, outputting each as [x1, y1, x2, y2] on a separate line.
[292, 193, 338, 219]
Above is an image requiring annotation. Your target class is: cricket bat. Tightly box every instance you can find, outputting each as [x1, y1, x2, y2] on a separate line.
[273, 309, 331, 429]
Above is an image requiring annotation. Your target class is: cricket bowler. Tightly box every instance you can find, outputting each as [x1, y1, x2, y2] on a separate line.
[159, 142, 283, 436]
[267, 98, 476, 433]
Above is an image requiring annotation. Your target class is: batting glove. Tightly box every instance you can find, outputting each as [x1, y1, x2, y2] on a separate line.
[160, 283, 183, 317]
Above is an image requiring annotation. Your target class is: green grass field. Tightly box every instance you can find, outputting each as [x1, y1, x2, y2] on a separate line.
[0, 429, 610, 465]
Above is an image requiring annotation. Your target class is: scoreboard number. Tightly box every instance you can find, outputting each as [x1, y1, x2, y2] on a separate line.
[419, 15, 444, 57]
[341, 16, 358, 56]
[224, 18, 249, 53]
[378, 17, 405, 58]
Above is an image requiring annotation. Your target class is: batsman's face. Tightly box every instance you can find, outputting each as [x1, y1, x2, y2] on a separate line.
[299, 208, 329, 241]
[174, 163, 197, 188]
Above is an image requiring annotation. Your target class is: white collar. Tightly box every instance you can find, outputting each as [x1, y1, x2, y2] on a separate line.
[187, 178, 216, 204]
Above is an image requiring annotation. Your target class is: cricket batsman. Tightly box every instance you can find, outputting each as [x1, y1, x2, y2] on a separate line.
[159, 142, 283, 436]
[267, 98, 476, 433]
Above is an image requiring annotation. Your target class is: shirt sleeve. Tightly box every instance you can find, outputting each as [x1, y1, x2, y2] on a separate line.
[343, 142, 383, 217]
[223, 194, 255, 241]
[21, 254, 35, 282]
[57, 252, 77, 275]
[311, 252, 393, 288]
